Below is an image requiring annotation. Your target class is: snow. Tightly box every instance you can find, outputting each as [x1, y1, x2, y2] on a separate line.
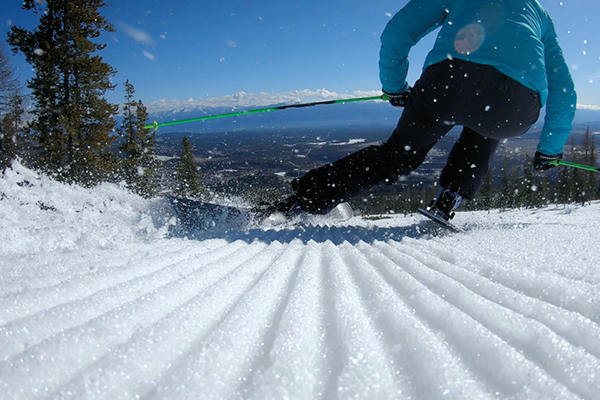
[1, 161, 599, 399]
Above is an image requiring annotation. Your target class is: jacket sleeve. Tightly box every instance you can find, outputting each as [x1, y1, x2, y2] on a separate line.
[538, 17, 577, 156]
[379, 0, 449, 94]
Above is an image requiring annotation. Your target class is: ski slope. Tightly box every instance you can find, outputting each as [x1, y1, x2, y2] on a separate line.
[1, 162, 599, 399]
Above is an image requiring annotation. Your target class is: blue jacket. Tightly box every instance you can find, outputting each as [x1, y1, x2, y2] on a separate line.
[380, 0, 576, 155]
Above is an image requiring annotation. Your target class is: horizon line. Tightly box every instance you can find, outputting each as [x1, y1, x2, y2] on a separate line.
[144, 89, 600, 114]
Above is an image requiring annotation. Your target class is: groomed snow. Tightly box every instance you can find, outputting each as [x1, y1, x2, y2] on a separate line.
[1, 161, 599, 399]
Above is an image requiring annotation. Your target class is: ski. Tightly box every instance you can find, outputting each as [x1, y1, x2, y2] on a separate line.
[167, 195, 354, 235]
[167, 195, 251, 234]
[417, 207, 464, 233]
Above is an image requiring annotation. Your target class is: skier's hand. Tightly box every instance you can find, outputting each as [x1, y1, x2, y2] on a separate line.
[533, 151, 562, 171]
[383, 88, 411, 108]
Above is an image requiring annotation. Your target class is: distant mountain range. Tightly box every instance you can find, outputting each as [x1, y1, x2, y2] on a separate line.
[144, 91, 600, 135]
[570, 108, 600, 130]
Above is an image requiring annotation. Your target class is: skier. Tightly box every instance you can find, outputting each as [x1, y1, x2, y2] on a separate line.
[269, 0, 577, 221]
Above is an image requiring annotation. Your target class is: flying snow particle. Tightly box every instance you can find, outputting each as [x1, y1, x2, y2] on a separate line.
[34, 48, 45, 56]
[143, 51, 155, 60]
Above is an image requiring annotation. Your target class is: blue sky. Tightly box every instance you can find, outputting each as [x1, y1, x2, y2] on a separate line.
[2, 0, 599, 111]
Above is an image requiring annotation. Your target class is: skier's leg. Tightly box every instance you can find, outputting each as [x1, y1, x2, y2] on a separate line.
[439, 127, 499, 199]
[291, 144, 399, 214]
[292, 104, 453, 214]
[290, 64, 468, 214]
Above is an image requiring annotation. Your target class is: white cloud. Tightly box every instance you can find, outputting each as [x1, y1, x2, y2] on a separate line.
[577, 104, 600, 111]
[117, 22, 156, 45]
[146, 89, 384, 114]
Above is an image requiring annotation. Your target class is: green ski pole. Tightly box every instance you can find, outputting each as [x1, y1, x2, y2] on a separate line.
[144, 94, 389, 130]
[556, 159, 600, 173]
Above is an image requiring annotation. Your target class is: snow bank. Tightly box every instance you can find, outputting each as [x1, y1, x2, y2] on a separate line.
[0, 161, 172, 257]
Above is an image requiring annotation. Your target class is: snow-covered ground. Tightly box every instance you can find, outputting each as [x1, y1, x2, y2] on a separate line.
[1, 161, 599, 400]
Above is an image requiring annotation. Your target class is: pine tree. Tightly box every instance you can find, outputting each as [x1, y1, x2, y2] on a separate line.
[590, 129, 599, 200]
[0, 44, 24, 171]
[476, 168, 495, 210]
[498, 156, 518, 210]
[538, 175, 551, 206]
[0, 44, 21, 113]
[7, 0, 118, 186]
[118, 80, 158, 198]
[521, 154, 540, 208]
[556, 139, 577, 205]
[580, 127, 597, 202]
[566, 137, 589, 205]
[1, 93, 25, 171]
[174, 137, 205, 199]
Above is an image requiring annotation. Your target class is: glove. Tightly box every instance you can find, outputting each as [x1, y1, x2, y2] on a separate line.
[383, 88, 411, 108]
[533, 151, 562, 171]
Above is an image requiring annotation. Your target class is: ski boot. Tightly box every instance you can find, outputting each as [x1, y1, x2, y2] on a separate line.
[425, 188, 463, 221]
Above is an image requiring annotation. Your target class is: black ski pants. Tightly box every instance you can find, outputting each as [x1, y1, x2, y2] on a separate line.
[294, 59, 541, 214]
